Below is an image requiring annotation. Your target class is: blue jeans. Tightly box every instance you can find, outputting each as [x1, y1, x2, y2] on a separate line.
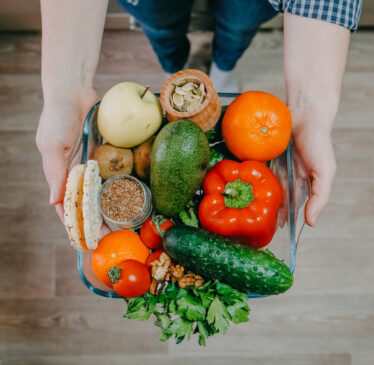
[117, 0, 277, 73]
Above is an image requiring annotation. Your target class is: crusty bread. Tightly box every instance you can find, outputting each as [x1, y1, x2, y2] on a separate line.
[82, 160, 102, 250]
[64, 164, 86, 251]
[63, 160, 102, 251]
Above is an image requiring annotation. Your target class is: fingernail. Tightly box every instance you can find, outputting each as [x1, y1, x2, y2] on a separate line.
[309, 207, 317, 226]
[49, 189, 56, 205]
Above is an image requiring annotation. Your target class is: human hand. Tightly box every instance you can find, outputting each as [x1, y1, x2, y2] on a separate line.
[291, 113, 336, 227]
[36, 87, 99, 222]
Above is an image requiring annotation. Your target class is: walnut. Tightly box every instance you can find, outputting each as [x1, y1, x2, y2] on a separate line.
[149, 279, 158, 295]
[151, 252, 171, 281]
[169, 264, 185, 282]
[178, 273, 204, 289]
[149, 278, 168, 295]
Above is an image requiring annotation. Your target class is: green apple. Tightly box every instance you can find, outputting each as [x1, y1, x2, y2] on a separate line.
[98, 82, 163, 148]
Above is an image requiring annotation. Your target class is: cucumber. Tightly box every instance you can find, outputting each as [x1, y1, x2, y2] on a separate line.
[163, 225, 293, 295]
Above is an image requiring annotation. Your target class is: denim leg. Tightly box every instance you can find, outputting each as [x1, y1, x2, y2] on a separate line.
[117, 0, 194, 73]
[211, 0, 278, 71]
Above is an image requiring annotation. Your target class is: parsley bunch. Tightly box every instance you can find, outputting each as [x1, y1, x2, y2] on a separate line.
[123, 280, 250, 346]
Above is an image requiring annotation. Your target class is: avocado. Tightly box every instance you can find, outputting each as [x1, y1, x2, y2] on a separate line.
[150, 119, 210, 216]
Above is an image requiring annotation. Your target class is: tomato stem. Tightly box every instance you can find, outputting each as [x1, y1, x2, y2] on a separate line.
[108, 266, 122, 284]
[152, 214, 167, 237]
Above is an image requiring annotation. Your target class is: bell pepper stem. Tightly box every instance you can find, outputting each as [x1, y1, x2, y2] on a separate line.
[223, 179, 254, 209]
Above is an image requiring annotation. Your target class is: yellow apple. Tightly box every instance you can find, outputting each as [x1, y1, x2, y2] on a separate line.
[98, 82, 163, 148]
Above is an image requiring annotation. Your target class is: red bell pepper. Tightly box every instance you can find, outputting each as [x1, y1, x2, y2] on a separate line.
[199, 159, 283, 248]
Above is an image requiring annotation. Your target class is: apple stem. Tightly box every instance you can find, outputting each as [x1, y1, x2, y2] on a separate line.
[141, 85, 150, 99]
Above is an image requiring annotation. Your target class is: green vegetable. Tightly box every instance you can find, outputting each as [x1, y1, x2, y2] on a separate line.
[178, 200, 199, 228]
[163, 225, 294, 295]
[208, 148, 225, 169]
[150, 119, 210, 216]
[205, 105, 228, 143]
[123, 280, 250, 346]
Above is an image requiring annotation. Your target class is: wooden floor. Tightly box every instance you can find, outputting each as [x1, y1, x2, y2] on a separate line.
[0, 30, 374, 365]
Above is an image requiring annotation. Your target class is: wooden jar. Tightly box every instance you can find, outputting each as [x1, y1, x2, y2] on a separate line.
[160, 69, 221, 132]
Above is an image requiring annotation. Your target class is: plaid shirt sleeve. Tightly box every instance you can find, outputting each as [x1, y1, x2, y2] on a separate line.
[268, 0, 362, 31]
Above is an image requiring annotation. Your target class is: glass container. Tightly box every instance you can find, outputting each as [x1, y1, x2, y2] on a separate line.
[73, 93, 310, 299]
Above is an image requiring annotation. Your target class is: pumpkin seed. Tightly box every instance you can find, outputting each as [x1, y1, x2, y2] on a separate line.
[170, 79, 207, 112]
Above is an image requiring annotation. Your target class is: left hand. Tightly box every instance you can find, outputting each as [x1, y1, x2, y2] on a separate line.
[291, 113, 336, 226]
[283, 13, 350, 226]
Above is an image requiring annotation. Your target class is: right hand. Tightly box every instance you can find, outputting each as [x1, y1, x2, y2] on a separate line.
[36, 87, 99, 222]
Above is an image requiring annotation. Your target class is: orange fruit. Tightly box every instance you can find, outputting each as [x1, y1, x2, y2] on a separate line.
[91, 230, 150, 288]
[222, 91, 292, 161]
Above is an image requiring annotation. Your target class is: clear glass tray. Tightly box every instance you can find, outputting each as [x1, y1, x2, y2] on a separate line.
[74, 93, 310, 299]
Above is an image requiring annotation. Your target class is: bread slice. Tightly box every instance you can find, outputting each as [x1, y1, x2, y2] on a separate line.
[64, 164, 86, 251]
[82, 160, 102, 250]
[64, 160, 102, 251]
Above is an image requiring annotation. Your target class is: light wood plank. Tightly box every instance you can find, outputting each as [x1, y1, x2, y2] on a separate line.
[0, 241, 55, 300]
[168, 294, 374, 356]
[2, 354, 352, 365]
[0, 298, 167, 356]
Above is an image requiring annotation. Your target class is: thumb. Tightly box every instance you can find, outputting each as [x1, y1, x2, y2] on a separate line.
[305, 165, 336, 226]
[41, 147, 68, 205]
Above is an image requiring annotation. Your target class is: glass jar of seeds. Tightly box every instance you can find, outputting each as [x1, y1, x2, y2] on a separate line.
[99, 174, 152, 231]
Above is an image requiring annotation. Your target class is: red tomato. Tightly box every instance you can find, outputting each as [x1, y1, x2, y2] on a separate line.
[145, 249, 164, 271]
[140, 217, 173, 249]
[108, 259, 151, 298]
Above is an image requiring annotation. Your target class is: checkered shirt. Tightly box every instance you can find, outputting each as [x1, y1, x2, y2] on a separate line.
[268, 0, 362, 31]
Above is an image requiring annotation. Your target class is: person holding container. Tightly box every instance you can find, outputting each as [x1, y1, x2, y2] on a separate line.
[36, 0, 361, 228]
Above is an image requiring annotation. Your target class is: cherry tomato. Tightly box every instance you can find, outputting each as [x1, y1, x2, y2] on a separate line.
[108, 259, 150, 298]
[145, 249, 164, 271]
[140, 217, 173, 249]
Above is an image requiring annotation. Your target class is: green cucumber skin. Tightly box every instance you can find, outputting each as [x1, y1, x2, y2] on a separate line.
[150, 120, 210, 216]
[163, 225, 293, 295]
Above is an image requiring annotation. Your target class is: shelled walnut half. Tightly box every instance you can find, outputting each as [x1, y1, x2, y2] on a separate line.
[149, 252, 204, 293]
[178, 273, 204, 289]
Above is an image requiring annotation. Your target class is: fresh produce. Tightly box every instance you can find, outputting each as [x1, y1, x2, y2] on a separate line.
[140, 216, 173, 249]
[91, 230, 150, 288]
[160, 69, 221, 132]
[145, 249, 164, 270]
[208, 148, 225, 170]
[98, 82, 162, 148]
[222, 91, 292, 161]
[133, 136, 155, 180]
[92, 144, 133, 180]
[108, 259, 151, 298]
[199, 159, 283, 248]
[163, 225, 293, 295]
[150, 119, 210, 216]
[178, 199, 199, 228]
[123, 280, 250, 346]
[63, 160, 102, 251]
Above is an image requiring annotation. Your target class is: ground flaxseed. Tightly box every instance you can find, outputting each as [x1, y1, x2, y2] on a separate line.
[101, 178, 145, 222]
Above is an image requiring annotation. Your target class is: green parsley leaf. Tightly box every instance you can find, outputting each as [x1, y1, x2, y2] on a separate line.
[215, 281, 234, 296]
[159, 327, 173, 342]
[206, 297, 230, 334]
[176, 294, 206, 321]
[168, 299, 177, 314]
[123, 306, 154, 321]
[145, 295, 159, 311]
[169, 318, 194, 340]
[227, 300, 250, 324]
[155, 313, 171, 330]
[126, 296, 145, 313]
[197, 321, 209, 346]
[176, 335, 185, 344]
